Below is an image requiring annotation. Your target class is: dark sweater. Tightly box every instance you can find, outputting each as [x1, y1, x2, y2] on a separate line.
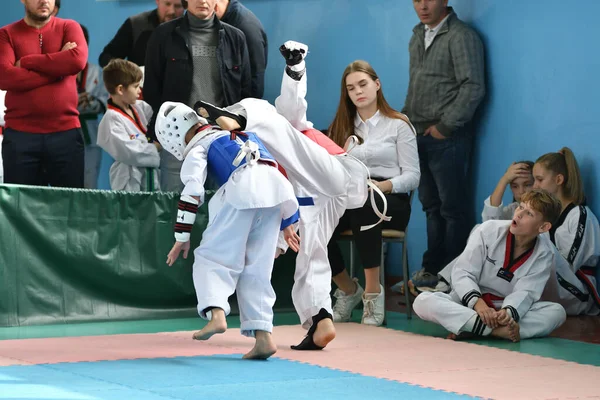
[98, 9, 160, 67]
[221, 0, 267, 98]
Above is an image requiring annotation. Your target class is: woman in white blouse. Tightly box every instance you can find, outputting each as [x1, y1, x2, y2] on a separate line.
[327, 60, 420, 326]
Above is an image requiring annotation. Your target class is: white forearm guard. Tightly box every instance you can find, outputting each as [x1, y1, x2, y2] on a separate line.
[174, 194, 199, 242]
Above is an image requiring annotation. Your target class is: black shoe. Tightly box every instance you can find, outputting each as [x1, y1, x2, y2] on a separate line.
[291, 308, 333, 351]
[193, 100, 247, 130]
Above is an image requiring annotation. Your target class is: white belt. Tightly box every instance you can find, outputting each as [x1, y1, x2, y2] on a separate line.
[233, 140, 260, 167]
[343, 135, 393, 231]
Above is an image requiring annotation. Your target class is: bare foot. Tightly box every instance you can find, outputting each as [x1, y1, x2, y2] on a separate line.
[216, 115, 241, 131]
[243, 331, 277, 360]
[490, 324, 512, 341]
[193, 308, 227, 341]
[508, 320, 521, 342]
[313, 318, 336, 348]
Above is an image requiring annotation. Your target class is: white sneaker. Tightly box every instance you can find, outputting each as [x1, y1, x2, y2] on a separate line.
[332, 279, 364, 322]
[361, 285, 385, 326]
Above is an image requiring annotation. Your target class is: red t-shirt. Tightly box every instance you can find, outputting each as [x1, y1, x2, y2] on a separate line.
[0, 17, 88, 133]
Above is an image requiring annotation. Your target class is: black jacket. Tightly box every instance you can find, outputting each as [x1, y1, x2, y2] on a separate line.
[143, 14, 251, 140]
[99, 9, 160, 67]
[221, 0, 267, 98]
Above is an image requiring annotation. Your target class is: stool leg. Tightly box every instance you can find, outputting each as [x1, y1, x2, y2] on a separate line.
[402, 240, 411, 319]
[349, 241, 355, 279]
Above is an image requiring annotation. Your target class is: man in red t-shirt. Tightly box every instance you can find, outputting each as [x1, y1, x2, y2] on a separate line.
[0, 0, 88, 187]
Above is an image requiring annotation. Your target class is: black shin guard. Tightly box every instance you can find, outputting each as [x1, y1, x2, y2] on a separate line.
[290, 308, 333, 351]
[193, 100, 247, 130]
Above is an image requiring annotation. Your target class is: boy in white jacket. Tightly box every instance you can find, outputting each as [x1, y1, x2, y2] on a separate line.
[156, 102, 298, 359]
[97, 59, 160, 191]
[414, 189, 566, 342]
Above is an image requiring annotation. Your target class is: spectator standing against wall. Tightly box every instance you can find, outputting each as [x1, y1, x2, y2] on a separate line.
[0, 0, 88, 188]
[215, 0, 267, 98]
[144, 0, 251, 192]
[402, 0, 485, 291]
[99, 0, 185, 68]
[78, 24, 109, 189]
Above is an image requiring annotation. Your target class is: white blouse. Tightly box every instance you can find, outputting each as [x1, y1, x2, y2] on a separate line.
[349, 111, 420, 194]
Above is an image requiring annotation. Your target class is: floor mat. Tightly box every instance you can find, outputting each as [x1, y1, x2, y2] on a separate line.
[1, 323, 599, 399]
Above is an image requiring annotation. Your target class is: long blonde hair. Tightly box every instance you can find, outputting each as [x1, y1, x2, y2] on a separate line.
[328, 60, 411, 148]
[535, 147, 585, 205]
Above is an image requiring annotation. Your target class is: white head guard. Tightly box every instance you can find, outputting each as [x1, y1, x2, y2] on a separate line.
[156, 102, 207, 161]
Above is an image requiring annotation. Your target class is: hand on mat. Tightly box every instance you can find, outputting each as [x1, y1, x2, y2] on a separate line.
[474, 299, 498, 329]
[495, 309, 512, 326]
[424, 125, 446, 140]
[283, 225, 300, 253]
[167, 241, 190, 266]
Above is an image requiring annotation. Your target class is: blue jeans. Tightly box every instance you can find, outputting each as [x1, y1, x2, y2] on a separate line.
[417, 131, 472, 275]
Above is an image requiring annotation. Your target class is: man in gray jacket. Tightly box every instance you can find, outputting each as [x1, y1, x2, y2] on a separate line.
[144, 0, 251, 192]
[403, 0, 485, 291]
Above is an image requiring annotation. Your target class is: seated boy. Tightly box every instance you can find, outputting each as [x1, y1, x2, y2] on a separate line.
[413, 189, 567, 342]
[156, 102, 298, 360]
[97, 59, 160, 191]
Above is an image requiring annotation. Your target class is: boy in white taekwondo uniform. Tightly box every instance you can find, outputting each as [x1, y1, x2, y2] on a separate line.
[542, 204, 600, 315]
[77, 24, 109, 189]
[97, 60, 160, 191]
[195, 77, 375, 350]
[156, 102, 298, 360]
[413, 189, 566, 342]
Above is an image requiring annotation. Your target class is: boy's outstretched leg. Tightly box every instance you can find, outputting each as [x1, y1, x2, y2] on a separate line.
[193, 307, 227, 340]
[243, 330, 277, 360]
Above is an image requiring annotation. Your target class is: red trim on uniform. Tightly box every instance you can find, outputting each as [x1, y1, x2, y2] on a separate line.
[174, 223, 193, 232]
[481, 293, 504, 310]
[107, 103, 147, 134]
[576, 269, 600, 306]
[197, 124, 213, 133]
[503, 231, 536, 273]
[177, 202, 199, 213]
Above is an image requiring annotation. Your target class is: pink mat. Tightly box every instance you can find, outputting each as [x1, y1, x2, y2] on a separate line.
[1, 323, 599, 400]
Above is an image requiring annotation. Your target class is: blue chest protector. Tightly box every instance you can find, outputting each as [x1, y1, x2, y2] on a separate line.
[207, 131, 299, 230]
[207, 131, 275, 187]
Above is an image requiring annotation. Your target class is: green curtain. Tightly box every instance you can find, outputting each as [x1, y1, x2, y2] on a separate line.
[0, 184, 297, 327]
